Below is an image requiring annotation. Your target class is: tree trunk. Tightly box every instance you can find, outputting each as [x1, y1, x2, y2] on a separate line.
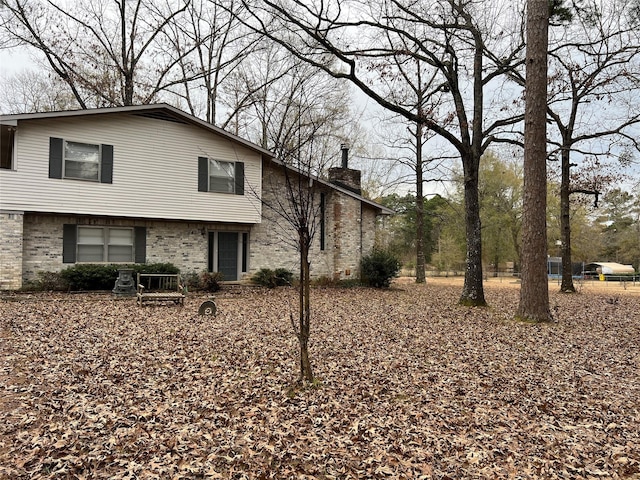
[298, 236, 313, 383]
[458, 25, 487, 307]
[517, 0, 552, 322]
[415, 122, 426, 283]
[460, 154, 486, 306]
[560, 147, 576, 292]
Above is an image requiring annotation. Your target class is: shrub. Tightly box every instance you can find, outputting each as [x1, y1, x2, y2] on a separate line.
[35, 271, 69, 291]
[22, 271, 69, 292]
[360, 249, 401, 288]
[200, 271, 223, 292]
[274, 268, 294, 286]
[60, 263, 180, 290]
[182, 271, 202, 291]
[131, 263, 179, 276]
[252, 268, 294, 288]
[61, 264, 119, 290]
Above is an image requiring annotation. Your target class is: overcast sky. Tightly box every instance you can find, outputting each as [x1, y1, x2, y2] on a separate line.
[0, 47, 33, 77]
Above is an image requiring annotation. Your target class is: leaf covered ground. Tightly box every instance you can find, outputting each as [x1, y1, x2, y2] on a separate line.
[1, 280, 639, 479]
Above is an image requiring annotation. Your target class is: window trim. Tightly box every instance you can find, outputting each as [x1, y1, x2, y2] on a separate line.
[49, 137, 113, 184]
[208, 158, 236, 194]
[198, 156, 244, 195]
[63, 140, 102, 182]
[76, 226, 134, 263]
[63, 225, 145, 264]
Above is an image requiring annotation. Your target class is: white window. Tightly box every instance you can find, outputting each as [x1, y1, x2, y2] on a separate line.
[77, 227, 133, 262]
[209, 159, 235, 194]
[64, 141, 101, 181]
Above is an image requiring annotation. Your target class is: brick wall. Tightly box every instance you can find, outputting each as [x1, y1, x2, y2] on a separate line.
[22, 213, 65, 282]
[362, 206, 377, 257]
[0, 211, 24, 290]
[8, 176, 382, 288]
[145, 223, 209, 274]
[251, 163, 380, 281]
[250, 165, 333, 278]
[329, 191, 362, 279]
[19, 213, 244, 284]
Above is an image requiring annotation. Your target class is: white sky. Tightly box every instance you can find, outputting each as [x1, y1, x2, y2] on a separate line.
[0, 48, 34, 77]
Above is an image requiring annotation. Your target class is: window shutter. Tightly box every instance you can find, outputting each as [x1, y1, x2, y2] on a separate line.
[198, 157, 208, 192]
[235, 162, 244, 195]
[49, 137, 64, 179]
[208, 231, 215, 272]
[101, 144, 113, 183]
[62, 224, 77, 263]
[320, 193, 326, 251]
[134, 227, 146, 264]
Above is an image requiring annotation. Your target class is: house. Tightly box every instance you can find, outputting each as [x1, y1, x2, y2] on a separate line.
[0, 104, 392, 290]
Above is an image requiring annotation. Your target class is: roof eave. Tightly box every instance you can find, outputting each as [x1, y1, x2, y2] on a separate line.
[266, 158, 394, 215]
[0, 103, 274, 160]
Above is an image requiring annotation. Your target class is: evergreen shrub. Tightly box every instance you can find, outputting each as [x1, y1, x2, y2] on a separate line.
[360, 249, 401, 288]
[60, 263, 179, 290]
[252, 268, 294, 288]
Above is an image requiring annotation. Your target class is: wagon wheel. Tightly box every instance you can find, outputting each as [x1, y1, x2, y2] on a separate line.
[198, 300, 217, 316]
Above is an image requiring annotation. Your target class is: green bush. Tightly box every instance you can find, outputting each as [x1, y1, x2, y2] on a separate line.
[360, 249, 401, 288]
[252, 268, 294, 288]
[60, 263, 179, 290]
[274, 268, 294, 286]
[131, 263, 179, 276]
[60, 264, 119, 290]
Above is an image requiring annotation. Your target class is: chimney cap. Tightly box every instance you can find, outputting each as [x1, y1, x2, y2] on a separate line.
[340, 144, 349, 168]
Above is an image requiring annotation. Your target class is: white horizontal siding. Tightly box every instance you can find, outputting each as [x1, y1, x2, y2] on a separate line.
[0, 114, 262, 223]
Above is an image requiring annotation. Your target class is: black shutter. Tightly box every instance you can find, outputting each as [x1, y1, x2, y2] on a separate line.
[235, 162, 244, 195]
[62, 224, 77, 263]
[49, 137, 64, 179]
[208, 231, 215, 272]
[101, 144, 113, 183]
[134, 227, 146, 264]
[198, 157, 208, 192]
[320, 193, 326, 251]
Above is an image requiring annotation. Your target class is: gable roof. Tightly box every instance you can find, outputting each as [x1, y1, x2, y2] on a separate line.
[0, 103, 393, 215]
[0, 103, 274, 160]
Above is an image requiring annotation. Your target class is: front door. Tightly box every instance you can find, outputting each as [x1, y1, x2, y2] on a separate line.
[217, 232, 238, 281]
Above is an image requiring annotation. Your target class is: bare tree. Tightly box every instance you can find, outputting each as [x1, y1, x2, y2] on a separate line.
[517, 0, 552, 322]
[0, 0, 194, 107]
[0, 70, 80, 113]
[244, 51, 359, 383]
[545, 0, 640, 292]
[224, 43, 356, 163]
[372, 51, 448, 283]
[235, 0, 528, 306]
[162, 0, 261, 124]
[259, 101, 337, 384]
[374, 112, 452, 282]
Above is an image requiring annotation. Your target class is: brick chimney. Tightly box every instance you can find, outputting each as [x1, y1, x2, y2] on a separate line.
[328, 144, 362, 195]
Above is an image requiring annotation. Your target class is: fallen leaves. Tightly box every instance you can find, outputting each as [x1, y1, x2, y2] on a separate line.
[0, 284, 638, 479]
